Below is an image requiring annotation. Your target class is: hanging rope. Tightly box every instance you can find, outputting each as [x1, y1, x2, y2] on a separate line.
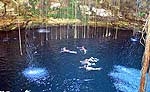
[14, 0, 23, 55]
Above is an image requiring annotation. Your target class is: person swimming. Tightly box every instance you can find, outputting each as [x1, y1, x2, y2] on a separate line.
[80, 59, 96, 66]
[88, 57, 99, 62]
[61, 47, 70, 52]
[77, 46, 87, 54]
[79, 57, 101, 71]
[61, 47, 77, 54]
[79, 65, 102, 71]
[85, 66, 102, 71]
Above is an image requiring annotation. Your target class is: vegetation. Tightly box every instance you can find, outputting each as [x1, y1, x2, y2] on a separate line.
[0, 0, 150, 31]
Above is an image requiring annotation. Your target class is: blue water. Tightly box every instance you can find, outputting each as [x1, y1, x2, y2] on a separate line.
[109, 65, 150, 92]
[0, 28, 148, 92]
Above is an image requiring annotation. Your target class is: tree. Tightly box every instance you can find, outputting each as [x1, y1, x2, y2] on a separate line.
[139, 12, 150, 92]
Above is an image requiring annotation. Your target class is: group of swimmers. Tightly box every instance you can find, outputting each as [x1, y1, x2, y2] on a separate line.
[60, 46, 87, 54]
[79, 57, 102, 71]
[60, 46, 102, 71]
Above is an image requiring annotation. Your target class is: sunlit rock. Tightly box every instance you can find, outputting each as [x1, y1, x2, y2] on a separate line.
[50, 2, 61, 9]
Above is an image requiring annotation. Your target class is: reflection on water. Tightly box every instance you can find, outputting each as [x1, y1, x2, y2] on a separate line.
[109, 65, 150, 92]
[37, 29, 50, 33]
[23, 67, 48, 82]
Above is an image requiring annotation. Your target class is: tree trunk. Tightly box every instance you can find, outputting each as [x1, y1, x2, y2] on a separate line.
[139, 12, 150, 92]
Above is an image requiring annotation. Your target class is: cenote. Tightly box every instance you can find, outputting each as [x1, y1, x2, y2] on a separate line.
[0, 26, 149, 92]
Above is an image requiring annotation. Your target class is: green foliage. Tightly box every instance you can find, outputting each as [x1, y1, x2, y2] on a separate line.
[23, 15, 32, 18]
[47, 0, 81, 19]
[29, 0, 38, 7]
[20, 0, 85, 20]
[28, 0, 39, 15]
[138, 12, 145, 17]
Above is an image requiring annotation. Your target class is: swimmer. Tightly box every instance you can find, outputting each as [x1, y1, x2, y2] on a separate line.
[79, 65, 102, 71]
[80, 59, 89, 65]
[77, 46, 87, 54]
[88, 57, 99, 62]
[80, 59, 95, 66]
[61, 47, 77, 54]
[85, 67, 102, 71]
[61, 47, 70, 53]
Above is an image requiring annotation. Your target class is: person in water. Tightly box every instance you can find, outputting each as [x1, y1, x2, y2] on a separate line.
[81, 59, 90, 66]
[61, 47, 70, 52]
[61, 47, 77, 54]
[77, 46, 87, 54]
[79, 65, 102, 71]
[80, 58, 96, 66]
[88, 57, 99, 62]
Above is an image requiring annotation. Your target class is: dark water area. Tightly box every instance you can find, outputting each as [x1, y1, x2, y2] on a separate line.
[0, 26, 149, 92]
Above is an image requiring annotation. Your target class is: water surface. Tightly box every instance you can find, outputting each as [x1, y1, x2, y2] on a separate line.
[0, 27, 147, 92]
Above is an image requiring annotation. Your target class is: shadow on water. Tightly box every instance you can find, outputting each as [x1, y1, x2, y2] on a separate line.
[0, 26, 146, 92]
